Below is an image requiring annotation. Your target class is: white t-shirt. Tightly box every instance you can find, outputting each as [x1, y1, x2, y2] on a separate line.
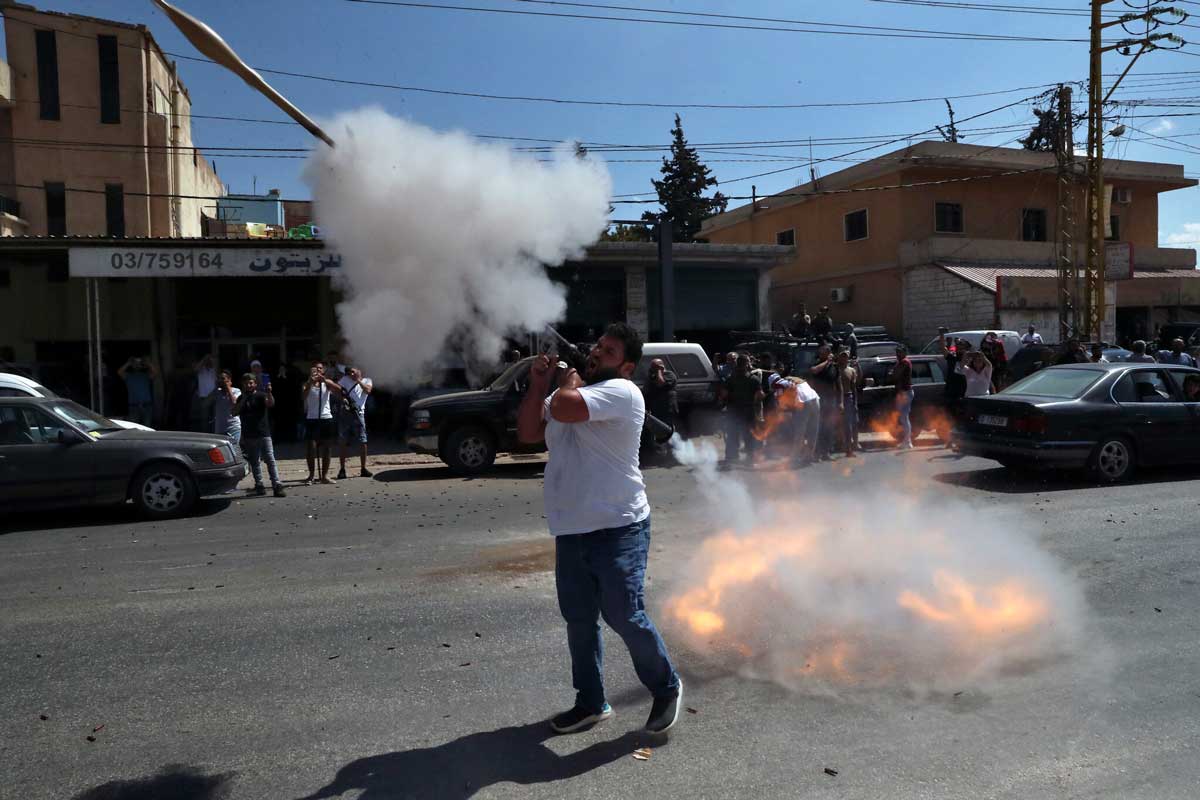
[1021, 332, 1044, 345]
[542, 378, 650, 536]
[957, 362, 993, 397]
[196, 367, 216, 397]
[304, 381, 334, 420]
[794, 380, 820, 404]
[338, 375, 373, 411]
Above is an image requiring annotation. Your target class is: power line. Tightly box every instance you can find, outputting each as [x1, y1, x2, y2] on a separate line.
[610, 164, 1061, 203]
[2, 14, 1070, 111]
[343, 0, 1096, 40]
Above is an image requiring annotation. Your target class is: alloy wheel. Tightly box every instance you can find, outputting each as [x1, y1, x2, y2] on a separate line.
[142, 472, 185, 512]
[1096, 440, 1130, 480]
[458, 437, 488, 468]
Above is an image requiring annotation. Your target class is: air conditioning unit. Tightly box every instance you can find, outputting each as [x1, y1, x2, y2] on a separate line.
[1114, 187, 1133, 204]
[830, 287, 852, 303]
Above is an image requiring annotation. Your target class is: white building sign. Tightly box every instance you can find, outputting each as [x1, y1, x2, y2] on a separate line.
[68, 247, 343, 278]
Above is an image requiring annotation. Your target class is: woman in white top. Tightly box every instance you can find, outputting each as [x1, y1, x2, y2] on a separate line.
[956, 351, 994, 397]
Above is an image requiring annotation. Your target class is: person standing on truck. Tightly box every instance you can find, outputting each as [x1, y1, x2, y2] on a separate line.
[515, 323, 683, 735]
[893, 345, 915, 450]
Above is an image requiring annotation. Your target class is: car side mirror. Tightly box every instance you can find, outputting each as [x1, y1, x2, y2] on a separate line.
[57, 429, 85, 445]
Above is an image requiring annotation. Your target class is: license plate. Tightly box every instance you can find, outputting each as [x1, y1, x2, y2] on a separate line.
[979, 414, 1008, 427]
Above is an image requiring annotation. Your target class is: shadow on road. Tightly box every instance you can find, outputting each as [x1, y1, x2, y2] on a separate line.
[0, 498, 232, 536]
[71, 764, 234, 800]
[932, 464, 1200, 493]
[374, 461, 545, 483]
[294, 721, 646, 800]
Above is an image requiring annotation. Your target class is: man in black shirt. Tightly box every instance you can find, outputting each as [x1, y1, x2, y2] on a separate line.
[808, 344, 838, 460]
[640, 358, 678, 460]
[719, 354, 763, 464]
[234, 373, 286, 497]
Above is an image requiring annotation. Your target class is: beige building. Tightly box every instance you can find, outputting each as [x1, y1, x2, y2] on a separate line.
[0, 2, 229, 377]
[701, 141, 1197, 344]
[0, 2, 223, 238]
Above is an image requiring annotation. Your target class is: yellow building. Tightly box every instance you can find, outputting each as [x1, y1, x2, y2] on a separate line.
[700, 140, 1197, 343]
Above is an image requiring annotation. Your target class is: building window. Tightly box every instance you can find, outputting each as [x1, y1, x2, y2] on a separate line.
[1021, 208, 1047, 242]
[98, 35, 121, 124]
[45, 183, 66, 236]
[844, 209, 868, 242]
[1107, 215, 1121, 241]
[776, 229, 795, 246]
[105, 184, 125, 238]
[46, 260, 68, 283]
[0, 267, 10, 288]
[934, 202, 964, 234]
[35, 29, 60, 121]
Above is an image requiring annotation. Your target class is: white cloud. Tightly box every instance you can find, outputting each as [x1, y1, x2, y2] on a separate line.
[1162, 222, 1200, 248]
[1148, 119, 1177, 135]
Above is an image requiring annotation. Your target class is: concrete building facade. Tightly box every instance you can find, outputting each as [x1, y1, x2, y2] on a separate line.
[0, 2, 224, 238]
[700, 140, 1197, 344]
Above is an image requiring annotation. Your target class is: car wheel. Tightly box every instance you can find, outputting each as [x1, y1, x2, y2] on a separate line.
[132, 462, 197, 518]
[444, 426, 496, 475]
[1090, 435, 1135, 483]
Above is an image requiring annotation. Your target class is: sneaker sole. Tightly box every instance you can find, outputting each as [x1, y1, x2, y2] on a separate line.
[646, 678, 683, 734]
[551, 706, 613, 734]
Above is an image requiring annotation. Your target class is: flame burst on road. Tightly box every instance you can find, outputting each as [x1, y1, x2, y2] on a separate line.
[665, 496, 1084, 690]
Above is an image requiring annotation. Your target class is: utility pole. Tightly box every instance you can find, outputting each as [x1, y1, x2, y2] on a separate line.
[1054, 84, 1079, 342]
[1083, 0, 1185, 340]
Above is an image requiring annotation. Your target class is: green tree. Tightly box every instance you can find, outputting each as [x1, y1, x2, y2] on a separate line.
[641, 114, 728, 242]
[598, 223, 652, 242]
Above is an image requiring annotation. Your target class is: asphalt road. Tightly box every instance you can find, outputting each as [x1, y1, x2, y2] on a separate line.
[2, 442, 1199, 800]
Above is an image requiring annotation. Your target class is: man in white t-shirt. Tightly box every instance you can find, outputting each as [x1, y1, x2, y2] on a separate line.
[302, 360, 342, 485]
[336, 366, 374, 479]
[517, 323, 682, 736]
[1021, 325, 1044, 347]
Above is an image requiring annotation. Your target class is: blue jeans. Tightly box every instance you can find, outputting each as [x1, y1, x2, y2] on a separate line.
[896, 388, 915, 445]
[555, 517, 680, 714]
[242, 436, 281, 488]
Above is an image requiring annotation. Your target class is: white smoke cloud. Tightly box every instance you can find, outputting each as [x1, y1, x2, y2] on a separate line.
[664, 441, 1092, 693]
[304, 108, 612, 385]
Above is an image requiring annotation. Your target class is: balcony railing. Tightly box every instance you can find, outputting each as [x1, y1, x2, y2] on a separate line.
[0, 195, 20, 218]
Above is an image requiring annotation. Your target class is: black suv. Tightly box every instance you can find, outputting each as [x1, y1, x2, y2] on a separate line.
[406, 357, 544, 474]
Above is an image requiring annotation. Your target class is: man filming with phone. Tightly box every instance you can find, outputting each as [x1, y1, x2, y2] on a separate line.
[517, 323, 683, 736]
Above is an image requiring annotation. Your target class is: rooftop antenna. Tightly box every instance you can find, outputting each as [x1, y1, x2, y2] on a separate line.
[149, 0, 335, 147]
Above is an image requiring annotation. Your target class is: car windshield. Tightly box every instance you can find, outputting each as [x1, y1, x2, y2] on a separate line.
[489, 359, 531, 391]
[48, 400, 124, 434]
[1001, 368, 1105, 399]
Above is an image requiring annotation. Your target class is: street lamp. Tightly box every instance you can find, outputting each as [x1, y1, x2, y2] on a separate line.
[149, 0, 335, 147]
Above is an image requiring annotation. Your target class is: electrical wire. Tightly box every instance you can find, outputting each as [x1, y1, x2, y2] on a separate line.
[0, 14, 1074, 111]
[343, 0, 1096, 41]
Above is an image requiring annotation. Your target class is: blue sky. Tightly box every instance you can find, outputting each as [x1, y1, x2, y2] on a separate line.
[14, 0, 1200, 247]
